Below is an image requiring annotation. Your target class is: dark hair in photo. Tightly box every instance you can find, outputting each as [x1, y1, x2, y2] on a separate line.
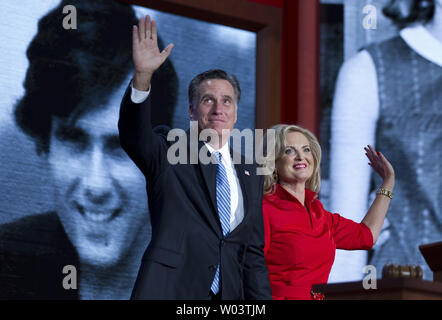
[383, 0, 435, 27]
[188, 69, 241, 105]
[14, 0, 178, 154]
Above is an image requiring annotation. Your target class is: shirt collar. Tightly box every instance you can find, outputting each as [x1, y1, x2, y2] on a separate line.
[204, 141, 231, 165]
[400, 24, 442, 67]
[274, 183, 317, 205]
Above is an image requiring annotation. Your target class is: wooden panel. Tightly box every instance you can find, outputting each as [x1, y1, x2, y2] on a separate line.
[313, 278, 442, 300]
[283, 0, 320, 135]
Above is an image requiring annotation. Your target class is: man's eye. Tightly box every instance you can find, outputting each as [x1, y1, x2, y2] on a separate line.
[105, 137, 125, 157]
[55, 127, 88, 150]
[223, 99, 231, 105]
[203, 98, 213, 104]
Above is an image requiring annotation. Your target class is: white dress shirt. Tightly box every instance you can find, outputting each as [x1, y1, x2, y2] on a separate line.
[131, 83, 150, 103]
[204, 142, 244, 232]
[130, 84, 245, 232]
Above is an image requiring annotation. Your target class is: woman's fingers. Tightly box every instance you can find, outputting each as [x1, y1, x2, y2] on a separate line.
[364, 145, 395, 180]
[364, 146, 375, 163]
[378, 151, 395, 176]
[375, 150, 389, 168]
[365, 145, 384, 172]
[368, 145, 379, 159]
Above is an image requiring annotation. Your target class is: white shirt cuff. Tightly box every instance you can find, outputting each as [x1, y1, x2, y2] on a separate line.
[130, 82, 150, 103]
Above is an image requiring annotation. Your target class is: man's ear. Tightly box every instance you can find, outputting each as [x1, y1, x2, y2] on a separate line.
[189, 104, 194, 120]
[39, 147, 50, 160]
[233, 104, 238, 124]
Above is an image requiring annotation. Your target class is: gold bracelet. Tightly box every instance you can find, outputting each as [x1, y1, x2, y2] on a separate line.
[376, 188, 393, 199]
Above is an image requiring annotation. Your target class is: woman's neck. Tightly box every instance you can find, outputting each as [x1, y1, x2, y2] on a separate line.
[279, 181, 306, 206]
[425, 3, 442, 43]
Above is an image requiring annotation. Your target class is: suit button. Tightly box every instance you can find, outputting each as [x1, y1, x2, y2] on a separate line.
[220, 240, 225, 247]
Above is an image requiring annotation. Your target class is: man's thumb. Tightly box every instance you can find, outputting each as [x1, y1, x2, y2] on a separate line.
[161, 43, 174, 59]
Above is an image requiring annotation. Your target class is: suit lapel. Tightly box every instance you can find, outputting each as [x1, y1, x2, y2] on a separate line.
[230, 149, 252, 227]
[197, 140, 223, 238]
[196, 141, 254, 238]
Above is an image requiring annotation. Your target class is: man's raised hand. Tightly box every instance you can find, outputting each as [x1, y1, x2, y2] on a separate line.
[132, 15, 174, 91]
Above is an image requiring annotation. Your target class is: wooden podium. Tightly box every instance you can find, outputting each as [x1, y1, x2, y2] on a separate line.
[312, 278, 442, 300]
[313, 241, 442, 300]
[419, 241, 442, 282]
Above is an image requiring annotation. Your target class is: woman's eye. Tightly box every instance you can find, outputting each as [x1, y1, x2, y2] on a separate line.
[285, 148, 294, 155]
[304, 148, 311, 153]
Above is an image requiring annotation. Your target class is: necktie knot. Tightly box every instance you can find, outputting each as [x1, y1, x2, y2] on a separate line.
[214, 151, 222, 164]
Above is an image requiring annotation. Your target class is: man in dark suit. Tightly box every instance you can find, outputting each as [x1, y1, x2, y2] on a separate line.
[118, 15, 271, 300]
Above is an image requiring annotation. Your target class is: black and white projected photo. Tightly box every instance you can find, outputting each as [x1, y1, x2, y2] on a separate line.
[0, 0, 256, 299]
[320, 0, 441, 283]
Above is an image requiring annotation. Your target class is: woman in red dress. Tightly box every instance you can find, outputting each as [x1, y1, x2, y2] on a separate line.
[262, 124, 395, 300]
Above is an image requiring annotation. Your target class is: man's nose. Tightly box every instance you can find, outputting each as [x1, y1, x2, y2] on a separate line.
[212, 100, 223, 114]
[83, 147, 113, 205]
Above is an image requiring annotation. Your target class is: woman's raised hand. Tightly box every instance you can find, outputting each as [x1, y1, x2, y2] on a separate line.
[364, 145, 395, 188]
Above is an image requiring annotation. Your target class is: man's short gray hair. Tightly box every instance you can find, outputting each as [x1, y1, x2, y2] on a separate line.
[188, 69, 241, 105]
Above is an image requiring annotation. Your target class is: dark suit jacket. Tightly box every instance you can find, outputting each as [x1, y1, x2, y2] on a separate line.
[118, 84, 271, 300]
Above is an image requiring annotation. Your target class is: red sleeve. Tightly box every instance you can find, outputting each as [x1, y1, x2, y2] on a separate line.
[326, 210, 373, 250]
[262, 199, 271, 256]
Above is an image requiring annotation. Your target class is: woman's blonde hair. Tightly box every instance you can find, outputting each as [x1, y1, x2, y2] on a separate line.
[262, 124, 322, 194]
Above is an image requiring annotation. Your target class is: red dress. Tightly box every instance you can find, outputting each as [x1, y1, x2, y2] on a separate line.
[263, 184, 373, 300]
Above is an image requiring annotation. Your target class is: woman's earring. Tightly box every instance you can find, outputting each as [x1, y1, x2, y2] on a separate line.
[273, 170, 278, 182]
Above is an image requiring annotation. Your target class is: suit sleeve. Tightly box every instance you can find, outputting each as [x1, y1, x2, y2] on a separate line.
[243, 174, 272, 300]
[118, 82, 168, 180]
[262, 199, 271, 256]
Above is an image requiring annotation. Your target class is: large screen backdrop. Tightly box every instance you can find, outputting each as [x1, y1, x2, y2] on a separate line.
[0, 0, 256, 299]
[320, 0, 441, 283]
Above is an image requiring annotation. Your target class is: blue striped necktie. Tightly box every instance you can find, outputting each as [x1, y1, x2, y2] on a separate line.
[211, 151, 231, 295]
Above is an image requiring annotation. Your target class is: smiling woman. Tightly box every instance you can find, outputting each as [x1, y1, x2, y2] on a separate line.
[260, 124, 395, 300]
